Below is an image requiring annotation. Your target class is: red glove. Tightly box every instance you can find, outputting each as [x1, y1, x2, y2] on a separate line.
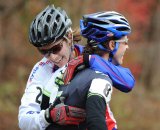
[45, 104, 86, 125]
[63, 54, 89, 85]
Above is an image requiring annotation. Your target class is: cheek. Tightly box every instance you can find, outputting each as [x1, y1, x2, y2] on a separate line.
[113, 48, 123, 60]
[61, 44, 71, 57]
[113, 54, 119, 62]
[116, 46, 124, 55]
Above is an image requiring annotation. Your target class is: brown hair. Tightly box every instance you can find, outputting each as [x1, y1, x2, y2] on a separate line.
[82, 35, 117, 56]
[72, 28, 82, 43]
[82, 43, 108, 56]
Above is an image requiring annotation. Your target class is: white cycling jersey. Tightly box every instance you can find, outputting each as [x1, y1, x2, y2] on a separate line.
[18, 57, 65, 130]
[18, 57, 117, 130]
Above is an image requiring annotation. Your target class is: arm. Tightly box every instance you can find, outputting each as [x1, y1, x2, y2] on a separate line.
[90, 55, 135, 92]
[18, 62, 51, 130]
[86, 95, 107, 130]
[86, 78, 114, 130]
[18, 83, 49, 130]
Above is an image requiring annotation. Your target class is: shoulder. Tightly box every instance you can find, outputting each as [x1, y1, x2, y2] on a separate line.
[72, 69, 112, 85]
[74, 44, 84, 54]
[88, 71, 113, 103]
[90, 71, 112, 91]
[28, 57, 54, 83]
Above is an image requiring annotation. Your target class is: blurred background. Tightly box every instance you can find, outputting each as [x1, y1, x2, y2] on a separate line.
[0, 0, 160, 129]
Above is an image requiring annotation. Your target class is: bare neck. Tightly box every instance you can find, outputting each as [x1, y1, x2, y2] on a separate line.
[102, 53, 109, 60]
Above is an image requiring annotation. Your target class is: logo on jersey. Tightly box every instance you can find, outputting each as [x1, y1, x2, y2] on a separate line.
[103, 83, 111, 97]
[26, 111, 40, 114]
[29, 66, 39, 82]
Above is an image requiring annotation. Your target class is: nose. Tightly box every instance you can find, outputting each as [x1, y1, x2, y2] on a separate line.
[126, 44, 129, 49]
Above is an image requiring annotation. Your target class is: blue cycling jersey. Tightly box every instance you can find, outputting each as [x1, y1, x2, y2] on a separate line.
[90, 55, 135, 92]
[75, 44, 135, 92]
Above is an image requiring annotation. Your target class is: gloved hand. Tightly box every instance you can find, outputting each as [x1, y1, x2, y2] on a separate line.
[45, 103, 86, 125]
[54, 67, 65, 86]
[63, 54, 89, 85]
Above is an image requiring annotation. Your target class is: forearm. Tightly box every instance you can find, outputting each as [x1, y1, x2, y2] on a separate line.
[18, 82, 49, 130]
[86, 95, 107, 130]
[18, 108, 49, 130]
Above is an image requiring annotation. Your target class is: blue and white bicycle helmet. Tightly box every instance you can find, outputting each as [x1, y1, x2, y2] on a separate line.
[80, 11, 131, 42]
[29, 5, 72, 47]
[80, 11, 131, 59]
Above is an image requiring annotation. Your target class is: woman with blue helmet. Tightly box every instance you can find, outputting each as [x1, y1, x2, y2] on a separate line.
[79, 11, 132, 130]
[78, 11, 134, 92]
[80, 11, 131, 63]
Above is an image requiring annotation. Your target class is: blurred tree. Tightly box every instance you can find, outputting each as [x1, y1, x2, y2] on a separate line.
[140, 0, 160, 90]
[0, 0, 27, 81]
[116, 0, 157, 42]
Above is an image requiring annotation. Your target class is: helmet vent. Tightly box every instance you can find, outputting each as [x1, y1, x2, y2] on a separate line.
[37, 31, 41, 41]
[56, 15, 60, 22]
[95, 33, 105, 38]
[52, 23, 57, 34]
[120, 18, 128, 23]
[31, 29, 36, 41]
[46, 15, 51, 23]
[37, 20, 41, 29]
[110, 20, 121, 24]
[33, 19, 36, 24]
[42, 11, 46, 16]
[87, 29, 95, 36]
[59, 23, 65, 33]
[44, 25, 48, 38]
[99, 14, 112, 17]
[116, 27, 128, 31]
[90, 19, 108, 25]
[50, 9, 54, 14]
[64, 16, 68, 21]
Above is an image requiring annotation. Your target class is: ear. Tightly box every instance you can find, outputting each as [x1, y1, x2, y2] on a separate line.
[66, 32, 73, 47]
[67, 32, 73, 40]
[108, 40, 115, 51]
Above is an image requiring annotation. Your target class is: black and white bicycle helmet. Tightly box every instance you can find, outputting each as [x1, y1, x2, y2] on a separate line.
[29, 5, 72, 47]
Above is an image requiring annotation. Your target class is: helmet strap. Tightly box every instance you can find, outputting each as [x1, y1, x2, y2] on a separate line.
[109, 42, 119, 62]
[65, 28, 75, 62]
[98, 44, 110, 52]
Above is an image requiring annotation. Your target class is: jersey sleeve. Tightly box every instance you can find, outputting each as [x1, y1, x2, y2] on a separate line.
[18, 81, 50, 130]
[86, 78, 113, 130]
[18, 60, 67, 130]
[89, 55, 135, 92]
[18, 62, 50, 130]
[88, 78, 112, 104]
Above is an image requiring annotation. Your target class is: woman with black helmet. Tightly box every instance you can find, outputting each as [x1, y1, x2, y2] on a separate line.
[29, 5, 74, 68]
[18, 4, 135, 130]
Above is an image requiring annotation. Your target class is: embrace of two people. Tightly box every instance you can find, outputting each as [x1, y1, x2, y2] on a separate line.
[18, 4, 135, 130]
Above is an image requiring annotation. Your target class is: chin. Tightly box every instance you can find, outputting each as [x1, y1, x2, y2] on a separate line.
[56, 63, 65, 68]
[119, 61, 123, 65]
[57, 61, 68, 68]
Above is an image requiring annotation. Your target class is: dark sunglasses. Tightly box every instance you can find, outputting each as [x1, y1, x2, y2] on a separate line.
[38, 40, 63, 56]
